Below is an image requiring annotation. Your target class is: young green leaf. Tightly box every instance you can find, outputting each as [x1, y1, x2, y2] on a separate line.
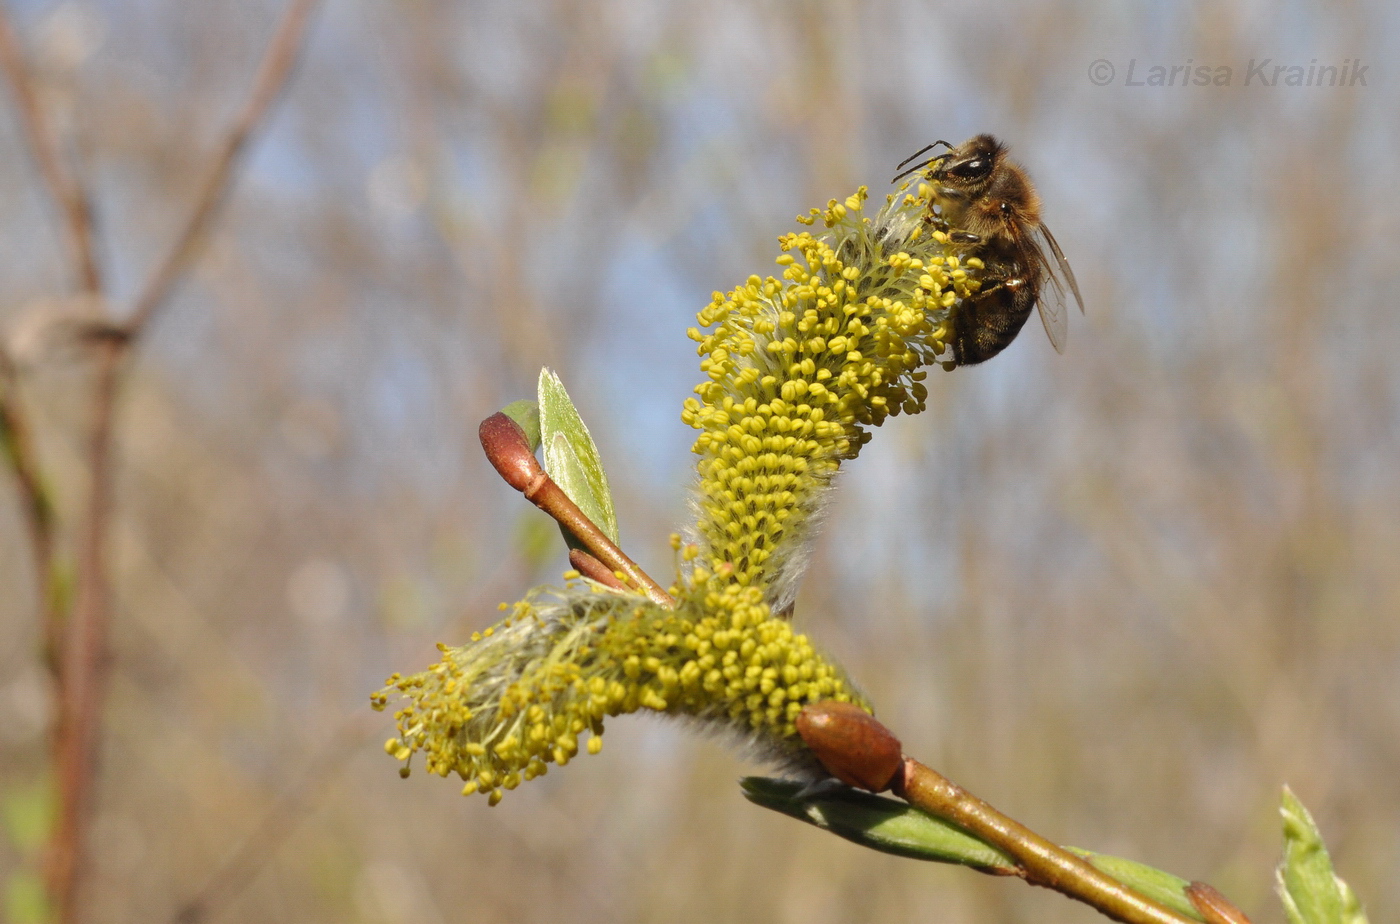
[500, 399, 541, 452]
[537, 368, 619, 546]
[740, 777, 1016, 871]
[1070, 850, 1201, 921]
[1277, 786, 1369, 924]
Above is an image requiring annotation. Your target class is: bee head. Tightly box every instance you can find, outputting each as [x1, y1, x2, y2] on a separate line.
[930, 135, 1042, 246]
[932, 134, 1006, 199]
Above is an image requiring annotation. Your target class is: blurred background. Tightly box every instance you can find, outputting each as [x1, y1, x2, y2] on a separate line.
[1, 0, 1397, 921]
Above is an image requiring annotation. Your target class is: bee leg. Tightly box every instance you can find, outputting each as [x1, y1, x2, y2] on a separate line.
[972, 276, 1027, 297]
[934, 187, 971, 208]
[952, 275, 1035, 366]
[947, 230, 982, 245]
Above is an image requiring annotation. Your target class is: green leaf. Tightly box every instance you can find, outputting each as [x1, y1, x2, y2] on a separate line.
[1277, 786, 1369, 924]
[1069, 849, 1201, 921]
[500, 400, 541, 452]
[537, 368, 619, 547]
[740, 777, 1015, 871]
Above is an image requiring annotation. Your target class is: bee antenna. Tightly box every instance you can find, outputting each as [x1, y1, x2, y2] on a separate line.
[891, 158, 937, 185]
[895, 140, 953, 171]
[891, 140, 956, 185]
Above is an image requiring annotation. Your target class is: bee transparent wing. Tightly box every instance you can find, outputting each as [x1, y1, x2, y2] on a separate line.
[1037, 222, 1084, 314]
[1031, 222, 1083, 354]
[1036, 270, 1070, 354]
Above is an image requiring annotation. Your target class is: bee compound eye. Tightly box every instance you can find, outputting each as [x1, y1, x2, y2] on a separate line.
[950, 158, 988, 179]
[999, 201, 1012, 216]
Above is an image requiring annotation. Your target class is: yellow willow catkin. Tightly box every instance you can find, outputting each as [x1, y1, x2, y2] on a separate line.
[682, 185, 979, 610]
[373, 574, 866, 804]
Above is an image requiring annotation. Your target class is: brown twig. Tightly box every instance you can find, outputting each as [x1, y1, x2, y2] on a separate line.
[0, 3, 95, 675]
[125, 0, 320, 338]
[0, 7, 103, 294]
[892, 759, 1199, 924]
[479, 412, 674, 606]
[42, 3, 322, 921]
[46, 339, 119, 924]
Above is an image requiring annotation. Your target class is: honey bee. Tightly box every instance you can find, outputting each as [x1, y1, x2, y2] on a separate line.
[893, 135, 1083, 365]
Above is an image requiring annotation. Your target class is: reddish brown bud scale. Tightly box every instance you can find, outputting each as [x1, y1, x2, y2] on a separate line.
[796, 701, 903, 792]
[479, 412, 543, 493]
[1185, 882, 1253, 924]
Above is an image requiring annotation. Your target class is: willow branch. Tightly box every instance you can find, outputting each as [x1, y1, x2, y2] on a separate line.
[0, 6, 102, 294]
[796, 702, 1213, 924]
[45, 3, 322, 921]
[893, 759, 1200, 924]
[124, 0, 320, 337]
[46, 343, 118, 924]
[479, 412, 674, 606]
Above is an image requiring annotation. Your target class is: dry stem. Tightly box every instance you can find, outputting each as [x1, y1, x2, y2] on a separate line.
[0, 2, 324, 920]
[0, 9, 103, 294]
